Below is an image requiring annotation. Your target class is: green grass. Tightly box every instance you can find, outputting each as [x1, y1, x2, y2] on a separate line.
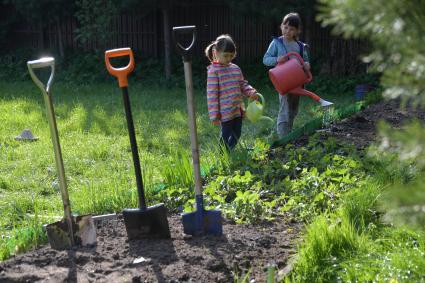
[288, 163, 425, 282]
[0, 77, 357, 260]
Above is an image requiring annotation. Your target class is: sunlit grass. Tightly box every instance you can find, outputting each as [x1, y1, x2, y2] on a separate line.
[0, 79, 355, 259]
[288, 181, 425, 282]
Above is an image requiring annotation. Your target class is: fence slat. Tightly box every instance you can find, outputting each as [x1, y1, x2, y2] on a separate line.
[8, 4, 367, 74]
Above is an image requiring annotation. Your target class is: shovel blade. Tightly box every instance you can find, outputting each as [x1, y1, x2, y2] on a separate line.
[46, 220, 72, 250]
[45, 215, 96, 250]
[182, 209, 223, 236]
[75, 215, 97, 246]
[123, 203, 171, 240]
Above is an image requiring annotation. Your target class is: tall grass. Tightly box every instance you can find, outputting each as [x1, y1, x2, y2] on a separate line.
[288, 179, 425, 282]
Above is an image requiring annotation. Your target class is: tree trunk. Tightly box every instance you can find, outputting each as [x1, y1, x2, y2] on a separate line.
[162, 8, 171, 80]
[56, 18, 64, 58]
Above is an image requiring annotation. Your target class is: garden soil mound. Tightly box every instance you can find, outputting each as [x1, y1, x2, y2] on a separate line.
[1, 99, 424, 283]
[0, 216, 300, 283]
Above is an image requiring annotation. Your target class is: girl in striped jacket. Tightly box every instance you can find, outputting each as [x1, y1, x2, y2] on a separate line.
[205, 34, 260, 150]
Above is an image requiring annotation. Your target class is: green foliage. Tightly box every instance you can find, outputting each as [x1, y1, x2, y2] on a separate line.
[74, 0, 118, 49]
[223, 0, 315, 23]
[318, 0, 425, 105]
[0, 48, 34, 81]
[318, 0, 425, 234]
[3, 0, 75, 24]
[290, 179, 425, 282]
[366, 121, 425, 229]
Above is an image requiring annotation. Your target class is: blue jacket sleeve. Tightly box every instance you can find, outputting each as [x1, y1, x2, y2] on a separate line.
[263, 40, 278, 67]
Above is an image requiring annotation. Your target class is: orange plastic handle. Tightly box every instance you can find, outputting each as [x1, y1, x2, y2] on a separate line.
[105, 48, 135, 88]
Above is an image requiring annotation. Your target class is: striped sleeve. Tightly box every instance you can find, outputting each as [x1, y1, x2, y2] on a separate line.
[206, 68, 220, 122]
[238, 68, 257, 98]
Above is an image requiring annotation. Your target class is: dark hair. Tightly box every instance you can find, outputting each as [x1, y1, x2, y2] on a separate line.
[282, 12, 302, 29]
[205, 34, 236, 62]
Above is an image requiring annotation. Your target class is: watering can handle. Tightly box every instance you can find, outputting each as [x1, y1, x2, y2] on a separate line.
[27, 57, 55, 94]
[256, 93, 265, 107]
[172, 25, 197, 62]
[281, 51, 304, 65]
[105, 48, 135, 88]
[280, 51, 313, 83]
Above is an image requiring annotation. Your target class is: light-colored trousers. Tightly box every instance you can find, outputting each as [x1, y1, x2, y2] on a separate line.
[277, 94, 300, 138]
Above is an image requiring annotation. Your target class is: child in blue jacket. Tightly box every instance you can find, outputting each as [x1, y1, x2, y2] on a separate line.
[263, 12, 310, 138]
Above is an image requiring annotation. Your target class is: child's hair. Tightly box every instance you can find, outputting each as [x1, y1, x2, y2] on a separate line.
[205, 34, 236, 62]
[281, 13, 302, 40]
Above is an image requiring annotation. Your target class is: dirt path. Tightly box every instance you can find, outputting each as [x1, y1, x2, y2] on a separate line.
[1, 99, 423, 283]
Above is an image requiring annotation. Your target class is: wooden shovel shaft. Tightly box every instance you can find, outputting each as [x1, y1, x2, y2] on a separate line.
[42, 91, 75, 246]
[27, 58, 75, 247]
[183, 61, 203, 196]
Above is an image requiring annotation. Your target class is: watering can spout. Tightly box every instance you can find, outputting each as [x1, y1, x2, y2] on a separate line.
[319, 98, 334, 107]
[289, 87, 320, 102]
[288, 88, 334, 107]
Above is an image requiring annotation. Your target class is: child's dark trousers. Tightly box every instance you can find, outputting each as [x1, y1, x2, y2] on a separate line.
[220, 117, 242, 150]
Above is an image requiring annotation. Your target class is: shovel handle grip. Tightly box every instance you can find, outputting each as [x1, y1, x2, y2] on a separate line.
[105, 48, 135, 88]
[27, 57, 55, 93]
[280, 51, 313, 83]
[172, 26, 196, 62]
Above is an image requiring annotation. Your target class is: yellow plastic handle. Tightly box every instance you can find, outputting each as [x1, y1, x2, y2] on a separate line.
[256, 93, 265, 107]
[105, 48, 135, 88]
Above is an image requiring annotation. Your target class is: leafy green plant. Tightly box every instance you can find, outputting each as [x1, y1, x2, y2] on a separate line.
[74, 0, 118, 49]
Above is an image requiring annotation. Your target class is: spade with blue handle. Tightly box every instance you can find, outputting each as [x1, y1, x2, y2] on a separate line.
[173, 26, 223, 236]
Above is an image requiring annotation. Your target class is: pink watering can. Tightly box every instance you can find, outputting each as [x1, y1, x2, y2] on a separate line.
[269, 52, 333, 107]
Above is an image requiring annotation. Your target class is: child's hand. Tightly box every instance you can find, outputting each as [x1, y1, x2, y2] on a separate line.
[277, 56, 288, 63]
[212, 120, 221, 125]
[251, 93, 261, 101]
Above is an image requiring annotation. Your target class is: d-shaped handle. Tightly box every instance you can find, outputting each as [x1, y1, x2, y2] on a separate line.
[280, 51, 312, 83]
[27, 57, 55, 94]
[105, 48, 135, 88]
[256, 93, 265, 107]
[281, 51, 304, 65]
[172, 26, 196, 62]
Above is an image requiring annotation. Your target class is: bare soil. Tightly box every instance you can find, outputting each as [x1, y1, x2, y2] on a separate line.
[0, 215, 301, 283]
[1, 99, 423, 283]
[319, 99, 425, 149]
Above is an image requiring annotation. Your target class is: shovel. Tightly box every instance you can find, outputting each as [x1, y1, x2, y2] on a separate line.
[27, 57, 96, 250]
[104, 48, 170, 240]
[173, 26, 223, 236]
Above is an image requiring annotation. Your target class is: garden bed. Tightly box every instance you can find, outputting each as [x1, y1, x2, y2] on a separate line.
[1, 98, 424, 282]
[323, 99, 425, 149]
[0, 215, 300, 282]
